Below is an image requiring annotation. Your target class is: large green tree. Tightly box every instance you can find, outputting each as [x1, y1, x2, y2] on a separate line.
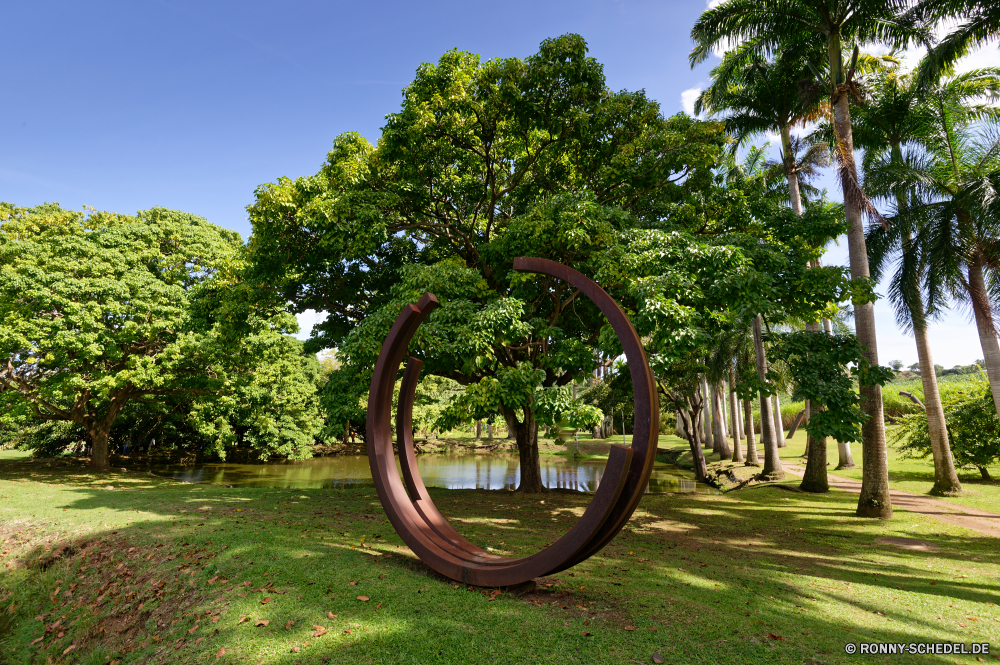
[246, 35, 725, 492]
[691, 0, 924, 518]
[0, 203, 311, 472]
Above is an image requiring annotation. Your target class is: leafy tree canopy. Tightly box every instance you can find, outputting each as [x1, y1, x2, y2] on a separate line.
[247, 35, 731, 491]
[0, 203, 318, 470]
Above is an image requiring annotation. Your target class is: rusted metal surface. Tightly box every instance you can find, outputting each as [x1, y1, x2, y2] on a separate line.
[366, 258, 659, 586]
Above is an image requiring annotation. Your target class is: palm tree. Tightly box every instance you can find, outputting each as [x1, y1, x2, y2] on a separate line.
[908, 0, 1000, 84]
[859, 66, 1000, 494]
[867, 74, 1000, 423]
[695, 41, 828, 216]
[691, 0, 924, 518]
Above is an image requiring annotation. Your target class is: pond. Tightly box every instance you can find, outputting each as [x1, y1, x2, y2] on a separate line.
[149, 452, 714, 494]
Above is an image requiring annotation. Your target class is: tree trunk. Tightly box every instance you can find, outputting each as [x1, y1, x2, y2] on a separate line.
[729, 368, 743, 463]
[787, 410, 806, 440]
[88, 420, 112, 473]
[835, 439, 855, 470]
[475, 420, 483, 439]
[979, 466, 992, 481]
[781, 123, 804, 216]
[772, 394, 786, 448]
[487, 422, 493, 440]
[501, 405, 543, 493]
[701, 379, 714, 451]
[967, 255, 1000, 420]
[914, 317, 962, 495]
[677, 398, 709, 482]
[754, 315, 783, 479]
[800, 403, 829, 493]
[712, 384, 731, 458]
[831, 65, 891, 518]
[503, 412, 517, 440]
[743, 399, 760, 466]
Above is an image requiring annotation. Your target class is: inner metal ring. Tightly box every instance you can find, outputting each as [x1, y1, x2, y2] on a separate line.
[366, 257, 659, 586]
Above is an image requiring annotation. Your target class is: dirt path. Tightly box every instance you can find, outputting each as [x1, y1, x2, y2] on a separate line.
[782, 463, 1000, 538]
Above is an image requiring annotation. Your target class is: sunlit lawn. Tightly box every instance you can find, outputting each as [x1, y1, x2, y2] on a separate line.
[587, 421, 1000, 513]
[2, 454, 999, 665]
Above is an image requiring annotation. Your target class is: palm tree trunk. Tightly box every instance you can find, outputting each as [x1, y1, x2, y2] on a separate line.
[771, 394, 786, 447]
[781, 123, 804, 216]
[913, 319, 961, 494]
[800, 404, 829, 493]
[753, 314, 783, 479]
[830, 53, 892, 518]
[967, 254, 1000, 420]
[729, 368, 744, 463]
[701, 379, 714, 451]
[713, 384, 731, 458]
[743, 398, 759, 466]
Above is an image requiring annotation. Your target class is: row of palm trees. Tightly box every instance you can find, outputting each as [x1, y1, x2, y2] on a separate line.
[689, 0, 1000, 510]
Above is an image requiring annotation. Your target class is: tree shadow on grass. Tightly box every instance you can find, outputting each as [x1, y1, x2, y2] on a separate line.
[2, 460, 1000, 664]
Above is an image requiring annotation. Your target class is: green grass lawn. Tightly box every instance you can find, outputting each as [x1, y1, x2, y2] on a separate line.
[745, 429, 1000, 514]
[2, 455, 999, 664]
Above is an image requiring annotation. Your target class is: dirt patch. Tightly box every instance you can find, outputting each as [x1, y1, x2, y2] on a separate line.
[874, 537, 938, 551]
[4, 529, 226, 664]
[519, 579, 634, 630]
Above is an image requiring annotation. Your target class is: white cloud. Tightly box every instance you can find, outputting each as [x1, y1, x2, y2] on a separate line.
[293, 309, 328, 341]
[681, 87, 703, 116]
[706, 0, 723, 7]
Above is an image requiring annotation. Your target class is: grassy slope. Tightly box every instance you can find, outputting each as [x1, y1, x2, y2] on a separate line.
[2, 457, 999, 665]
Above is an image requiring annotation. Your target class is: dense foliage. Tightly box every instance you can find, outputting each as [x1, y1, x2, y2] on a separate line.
[0, 203, 322, 468]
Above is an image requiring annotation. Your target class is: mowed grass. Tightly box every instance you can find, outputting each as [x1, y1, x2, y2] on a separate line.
[741, 429, 1000, 513]
[1, 456, 999, 665]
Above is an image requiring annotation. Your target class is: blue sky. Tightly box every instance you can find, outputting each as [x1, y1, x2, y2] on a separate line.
[3, 0, 997, 368]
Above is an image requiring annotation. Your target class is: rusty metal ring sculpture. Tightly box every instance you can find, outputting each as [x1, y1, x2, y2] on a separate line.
[366, 257, 659, 586]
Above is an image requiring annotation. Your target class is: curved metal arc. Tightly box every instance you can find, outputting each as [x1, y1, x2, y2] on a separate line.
[367, 258, 659, 586]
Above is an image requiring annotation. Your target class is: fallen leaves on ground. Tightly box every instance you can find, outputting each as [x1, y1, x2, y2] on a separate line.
[254, 620, 269, 628]
[357, 596, 369, 601]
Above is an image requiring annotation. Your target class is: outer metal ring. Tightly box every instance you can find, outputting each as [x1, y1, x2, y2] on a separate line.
[366, 257, 659, 586]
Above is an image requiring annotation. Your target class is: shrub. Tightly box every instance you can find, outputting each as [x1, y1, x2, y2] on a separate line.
[892, 375, 1000, 479]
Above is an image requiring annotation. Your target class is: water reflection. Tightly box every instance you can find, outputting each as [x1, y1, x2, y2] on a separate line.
[149, 452, 713, 494]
